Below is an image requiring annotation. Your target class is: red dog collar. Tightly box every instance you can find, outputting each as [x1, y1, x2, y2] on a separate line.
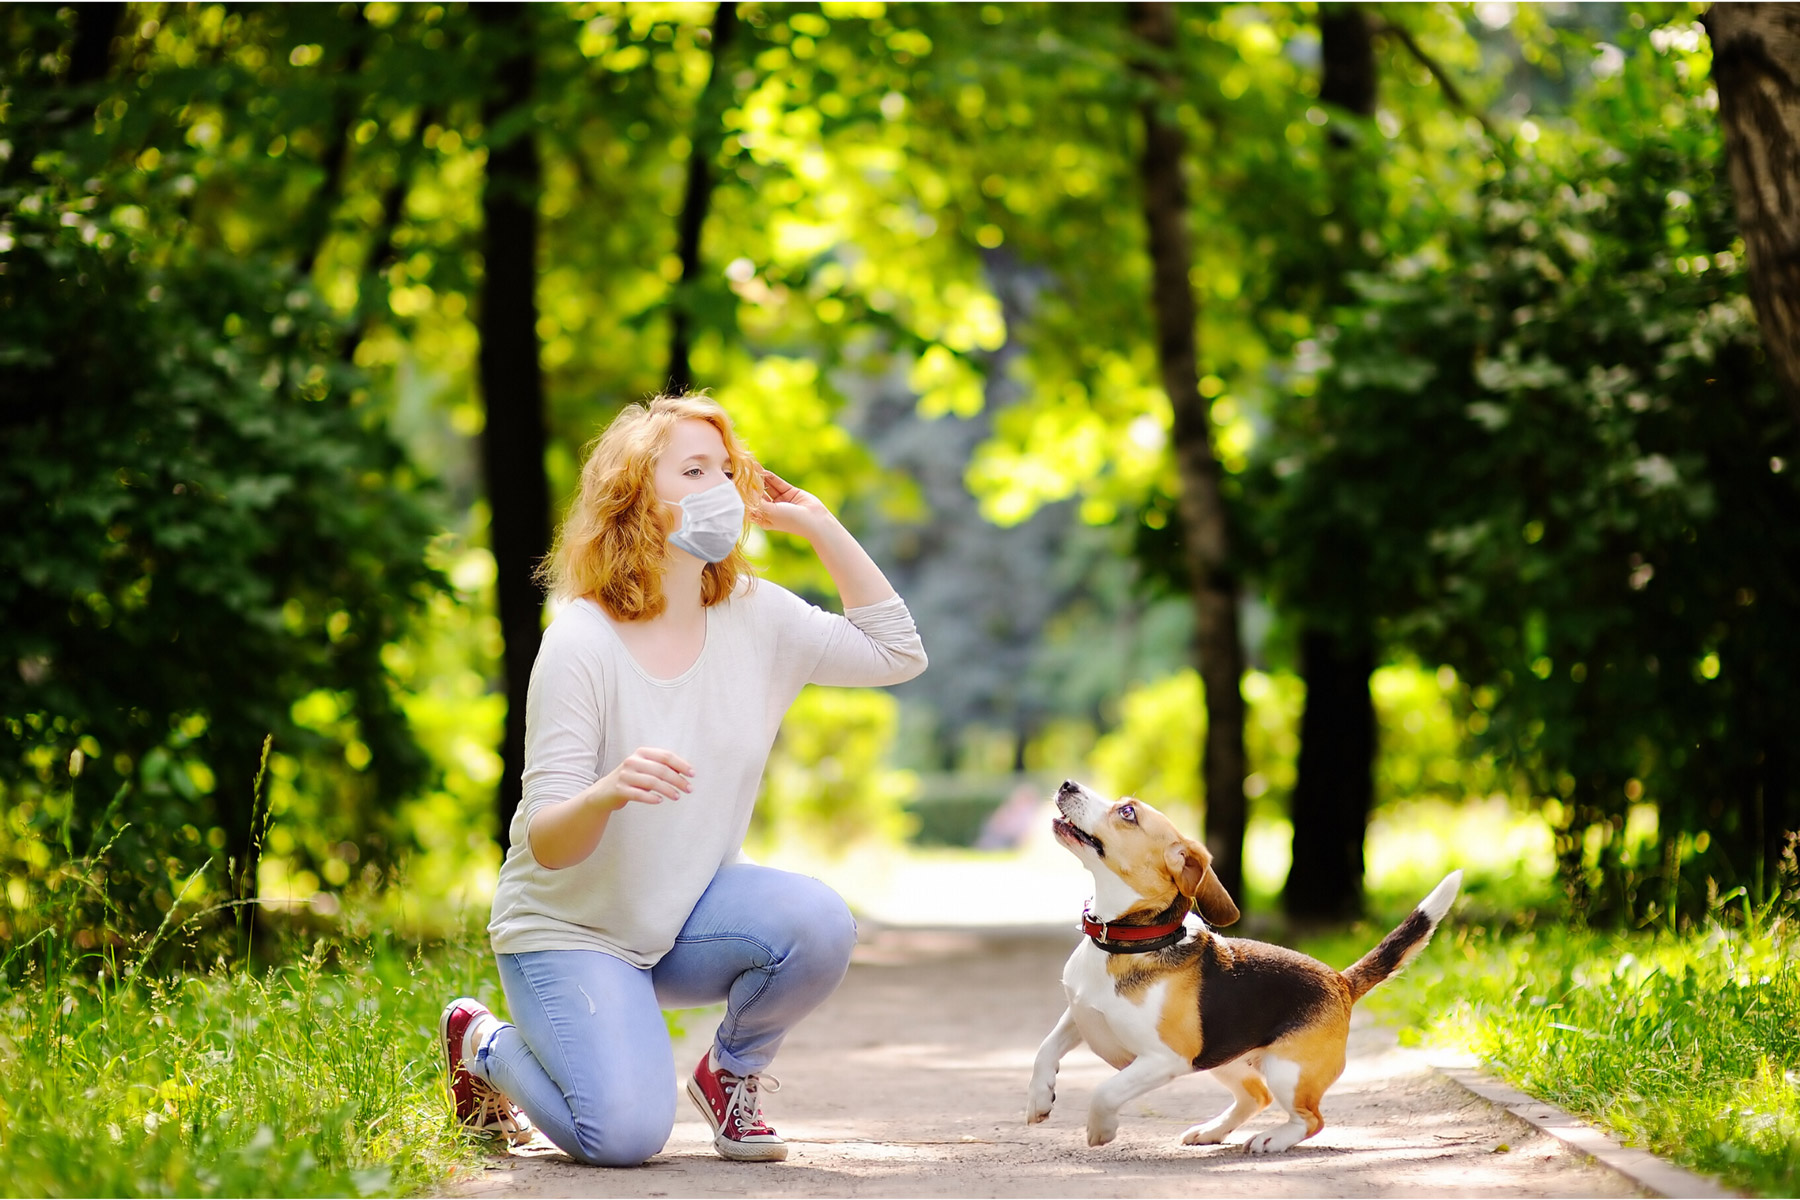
[1081, 896, 1193, 953]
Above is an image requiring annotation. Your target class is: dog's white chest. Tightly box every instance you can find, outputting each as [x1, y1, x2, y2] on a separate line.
[1062, 944, 1168, 1071]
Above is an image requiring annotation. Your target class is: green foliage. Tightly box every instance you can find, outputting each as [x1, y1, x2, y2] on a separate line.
[0, 213, 443, 947]
[1, 3, 456, 945]
[1307, 854, 1800, 1198]
[1090, 661, 1518, 826]
[0, 904, 499, 1198]
[1260, 10, 1797, 918]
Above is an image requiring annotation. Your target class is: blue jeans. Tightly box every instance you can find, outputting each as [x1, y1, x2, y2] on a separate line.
[466, 863, 857, 1166]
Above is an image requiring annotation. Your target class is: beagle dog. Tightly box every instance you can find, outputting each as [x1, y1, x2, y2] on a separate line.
[1026, 780, 1461, 1153]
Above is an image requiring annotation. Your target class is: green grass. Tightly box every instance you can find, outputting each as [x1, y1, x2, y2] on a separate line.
[0, 923, 505, 1198]
[1302, 905, 1800, 1198]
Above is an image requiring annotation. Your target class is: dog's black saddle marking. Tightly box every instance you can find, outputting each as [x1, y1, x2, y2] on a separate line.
[1192, 938, 1338, 1071]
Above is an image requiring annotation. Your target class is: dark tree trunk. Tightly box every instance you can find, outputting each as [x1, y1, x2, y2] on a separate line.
[1286, 632, 1376, 919]
[1285, 3, 1381, 922]
[1129, 2, 1249, 900]
[67, 2, 123, 86]
[1317, 5, 1376, 122]
[668, 2, 739, 392]
[476, 4, 550, 848]
[1704, 4, 1800, 428]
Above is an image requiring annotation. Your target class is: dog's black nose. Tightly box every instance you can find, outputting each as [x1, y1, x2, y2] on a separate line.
[1059, 780, 1078, 796]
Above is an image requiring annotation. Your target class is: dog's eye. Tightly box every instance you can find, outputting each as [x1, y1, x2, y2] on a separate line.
[1119, 804, 1136, 824]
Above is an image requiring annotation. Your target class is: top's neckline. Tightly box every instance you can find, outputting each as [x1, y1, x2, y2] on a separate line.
[582, 598, 713, 687]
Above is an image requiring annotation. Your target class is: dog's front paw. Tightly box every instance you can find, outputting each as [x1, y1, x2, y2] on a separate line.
[1180, 1121, 1230, 1146]
[1025, 1087, 1054, 1124]
[1085, 1110, 1119, 1147]
[1244, 1122, 1307, 1154]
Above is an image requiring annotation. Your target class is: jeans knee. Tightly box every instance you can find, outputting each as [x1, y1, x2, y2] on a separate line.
[565, 1097, 673, 1166]
[788, 883, 857, 971]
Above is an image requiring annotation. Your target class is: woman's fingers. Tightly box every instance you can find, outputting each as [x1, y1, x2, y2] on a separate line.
[614, 747, 694, 803]
[636, 745, 695, 780]
[760, 467, 794, 497]
[760, 469, 815, 507]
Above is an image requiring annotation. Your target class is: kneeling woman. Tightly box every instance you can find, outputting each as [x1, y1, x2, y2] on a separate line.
[441, 394, 927, 1165]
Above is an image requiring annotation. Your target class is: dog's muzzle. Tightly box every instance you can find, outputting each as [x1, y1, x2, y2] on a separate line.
[1052, 816, 1104, 857]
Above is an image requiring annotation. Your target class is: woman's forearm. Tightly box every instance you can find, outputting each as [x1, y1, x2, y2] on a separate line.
[526, 782, 620, 870]
[525, 746, 694, 869]
[807, 514, 897, 610]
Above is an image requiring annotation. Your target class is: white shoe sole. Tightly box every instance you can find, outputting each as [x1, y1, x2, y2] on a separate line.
[685, 1076, 789, 1162]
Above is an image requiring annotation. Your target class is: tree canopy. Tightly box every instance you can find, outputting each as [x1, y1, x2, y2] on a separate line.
[4, 1, 1794, 946]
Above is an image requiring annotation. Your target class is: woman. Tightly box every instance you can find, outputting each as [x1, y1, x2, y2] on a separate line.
[439, 393, 927, 1166]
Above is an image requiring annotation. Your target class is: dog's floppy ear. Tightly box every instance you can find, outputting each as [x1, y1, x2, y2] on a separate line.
[1195, 865, 1240, 927]
[1166, 838, 1240, 927]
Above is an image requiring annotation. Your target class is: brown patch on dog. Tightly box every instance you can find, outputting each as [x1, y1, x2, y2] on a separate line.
[1154, 967, 1203, 1063]
[1241, 1068, 1275, 1111]
[1266, 1011, 1352, 1137]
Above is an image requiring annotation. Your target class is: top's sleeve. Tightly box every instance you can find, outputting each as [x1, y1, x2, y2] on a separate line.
[768, 586, 929, 688]
[517, 612, 606, 828]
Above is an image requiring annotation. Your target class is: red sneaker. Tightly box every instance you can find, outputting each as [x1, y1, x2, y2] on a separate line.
[439, 997, 533, 1146]
[685, 1049, 787, 1162]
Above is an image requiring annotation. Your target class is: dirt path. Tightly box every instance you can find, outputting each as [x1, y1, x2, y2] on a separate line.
[450, 926, 1645, 1199]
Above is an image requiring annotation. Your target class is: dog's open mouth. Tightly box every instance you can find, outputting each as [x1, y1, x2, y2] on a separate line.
[1052, 817, 1104, 858]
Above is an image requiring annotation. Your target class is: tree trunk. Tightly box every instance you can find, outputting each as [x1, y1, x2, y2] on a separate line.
[1317, 5, 1375, 125]
[1286, 631, 1375, 919]
[475, 4, 550, 848]
[67, 2, 123, 87]
[668, 2, 739, 392]
[1285, 3, 1381, 922]
[1704, 4, 1800, 428]
[1129, 2, 1249, 900]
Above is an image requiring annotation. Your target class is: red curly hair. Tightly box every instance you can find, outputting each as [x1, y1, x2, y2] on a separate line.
[540, 394, 765, 620]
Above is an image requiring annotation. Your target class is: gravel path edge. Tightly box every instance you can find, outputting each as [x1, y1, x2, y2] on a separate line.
[1425, 1058, 1742, 1199]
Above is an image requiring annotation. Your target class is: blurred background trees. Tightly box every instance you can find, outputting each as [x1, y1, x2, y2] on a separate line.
[4, 0, 1795, 956]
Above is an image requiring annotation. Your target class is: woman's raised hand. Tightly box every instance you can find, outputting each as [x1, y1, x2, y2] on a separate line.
[593, 746, 694, 811]
[755, 469, 833, 540]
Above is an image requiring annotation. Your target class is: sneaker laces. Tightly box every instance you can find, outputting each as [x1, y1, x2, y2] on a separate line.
[468, 1075, 534, 1146]
[724, 1070, 780, 1134]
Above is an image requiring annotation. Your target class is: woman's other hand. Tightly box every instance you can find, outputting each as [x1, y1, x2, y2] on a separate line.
[528, 747, 693, 869]
[592, 746, 694, 811]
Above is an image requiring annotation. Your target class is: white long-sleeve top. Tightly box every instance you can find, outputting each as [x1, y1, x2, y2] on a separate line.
[487, 579, 927, 965]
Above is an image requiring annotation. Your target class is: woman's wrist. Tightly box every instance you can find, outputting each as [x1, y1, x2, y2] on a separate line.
[581, 780, 625, 815]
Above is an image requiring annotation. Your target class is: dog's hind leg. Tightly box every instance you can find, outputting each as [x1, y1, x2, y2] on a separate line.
[1243, 1042, 1342, 1154]
[1180, 1059, 1271, 1145]
[1026, 1008, 1083, 1124]
[1086, 1051, 1187, 1146]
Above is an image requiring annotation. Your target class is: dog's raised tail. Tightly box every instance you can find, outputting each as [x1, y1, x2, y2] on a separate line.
[1341, 870, 1462, 1003]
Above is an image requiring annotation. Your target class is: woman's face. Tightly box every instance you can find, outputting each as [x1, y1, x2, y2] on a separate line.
[654, 417, 736, 505]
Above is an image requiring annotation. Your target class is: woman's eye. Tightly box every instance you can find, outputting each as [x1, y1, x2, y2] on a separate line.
[1119, 804, 1136, 824]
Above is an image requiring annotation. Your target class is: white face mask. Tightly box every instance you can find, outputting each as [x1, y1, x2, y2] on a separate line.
[667, 480, 746, 563]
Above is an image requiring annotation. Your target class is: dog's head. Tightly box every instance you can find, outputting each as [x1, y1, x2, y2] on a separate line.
[1052, 779, 1239, 927]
